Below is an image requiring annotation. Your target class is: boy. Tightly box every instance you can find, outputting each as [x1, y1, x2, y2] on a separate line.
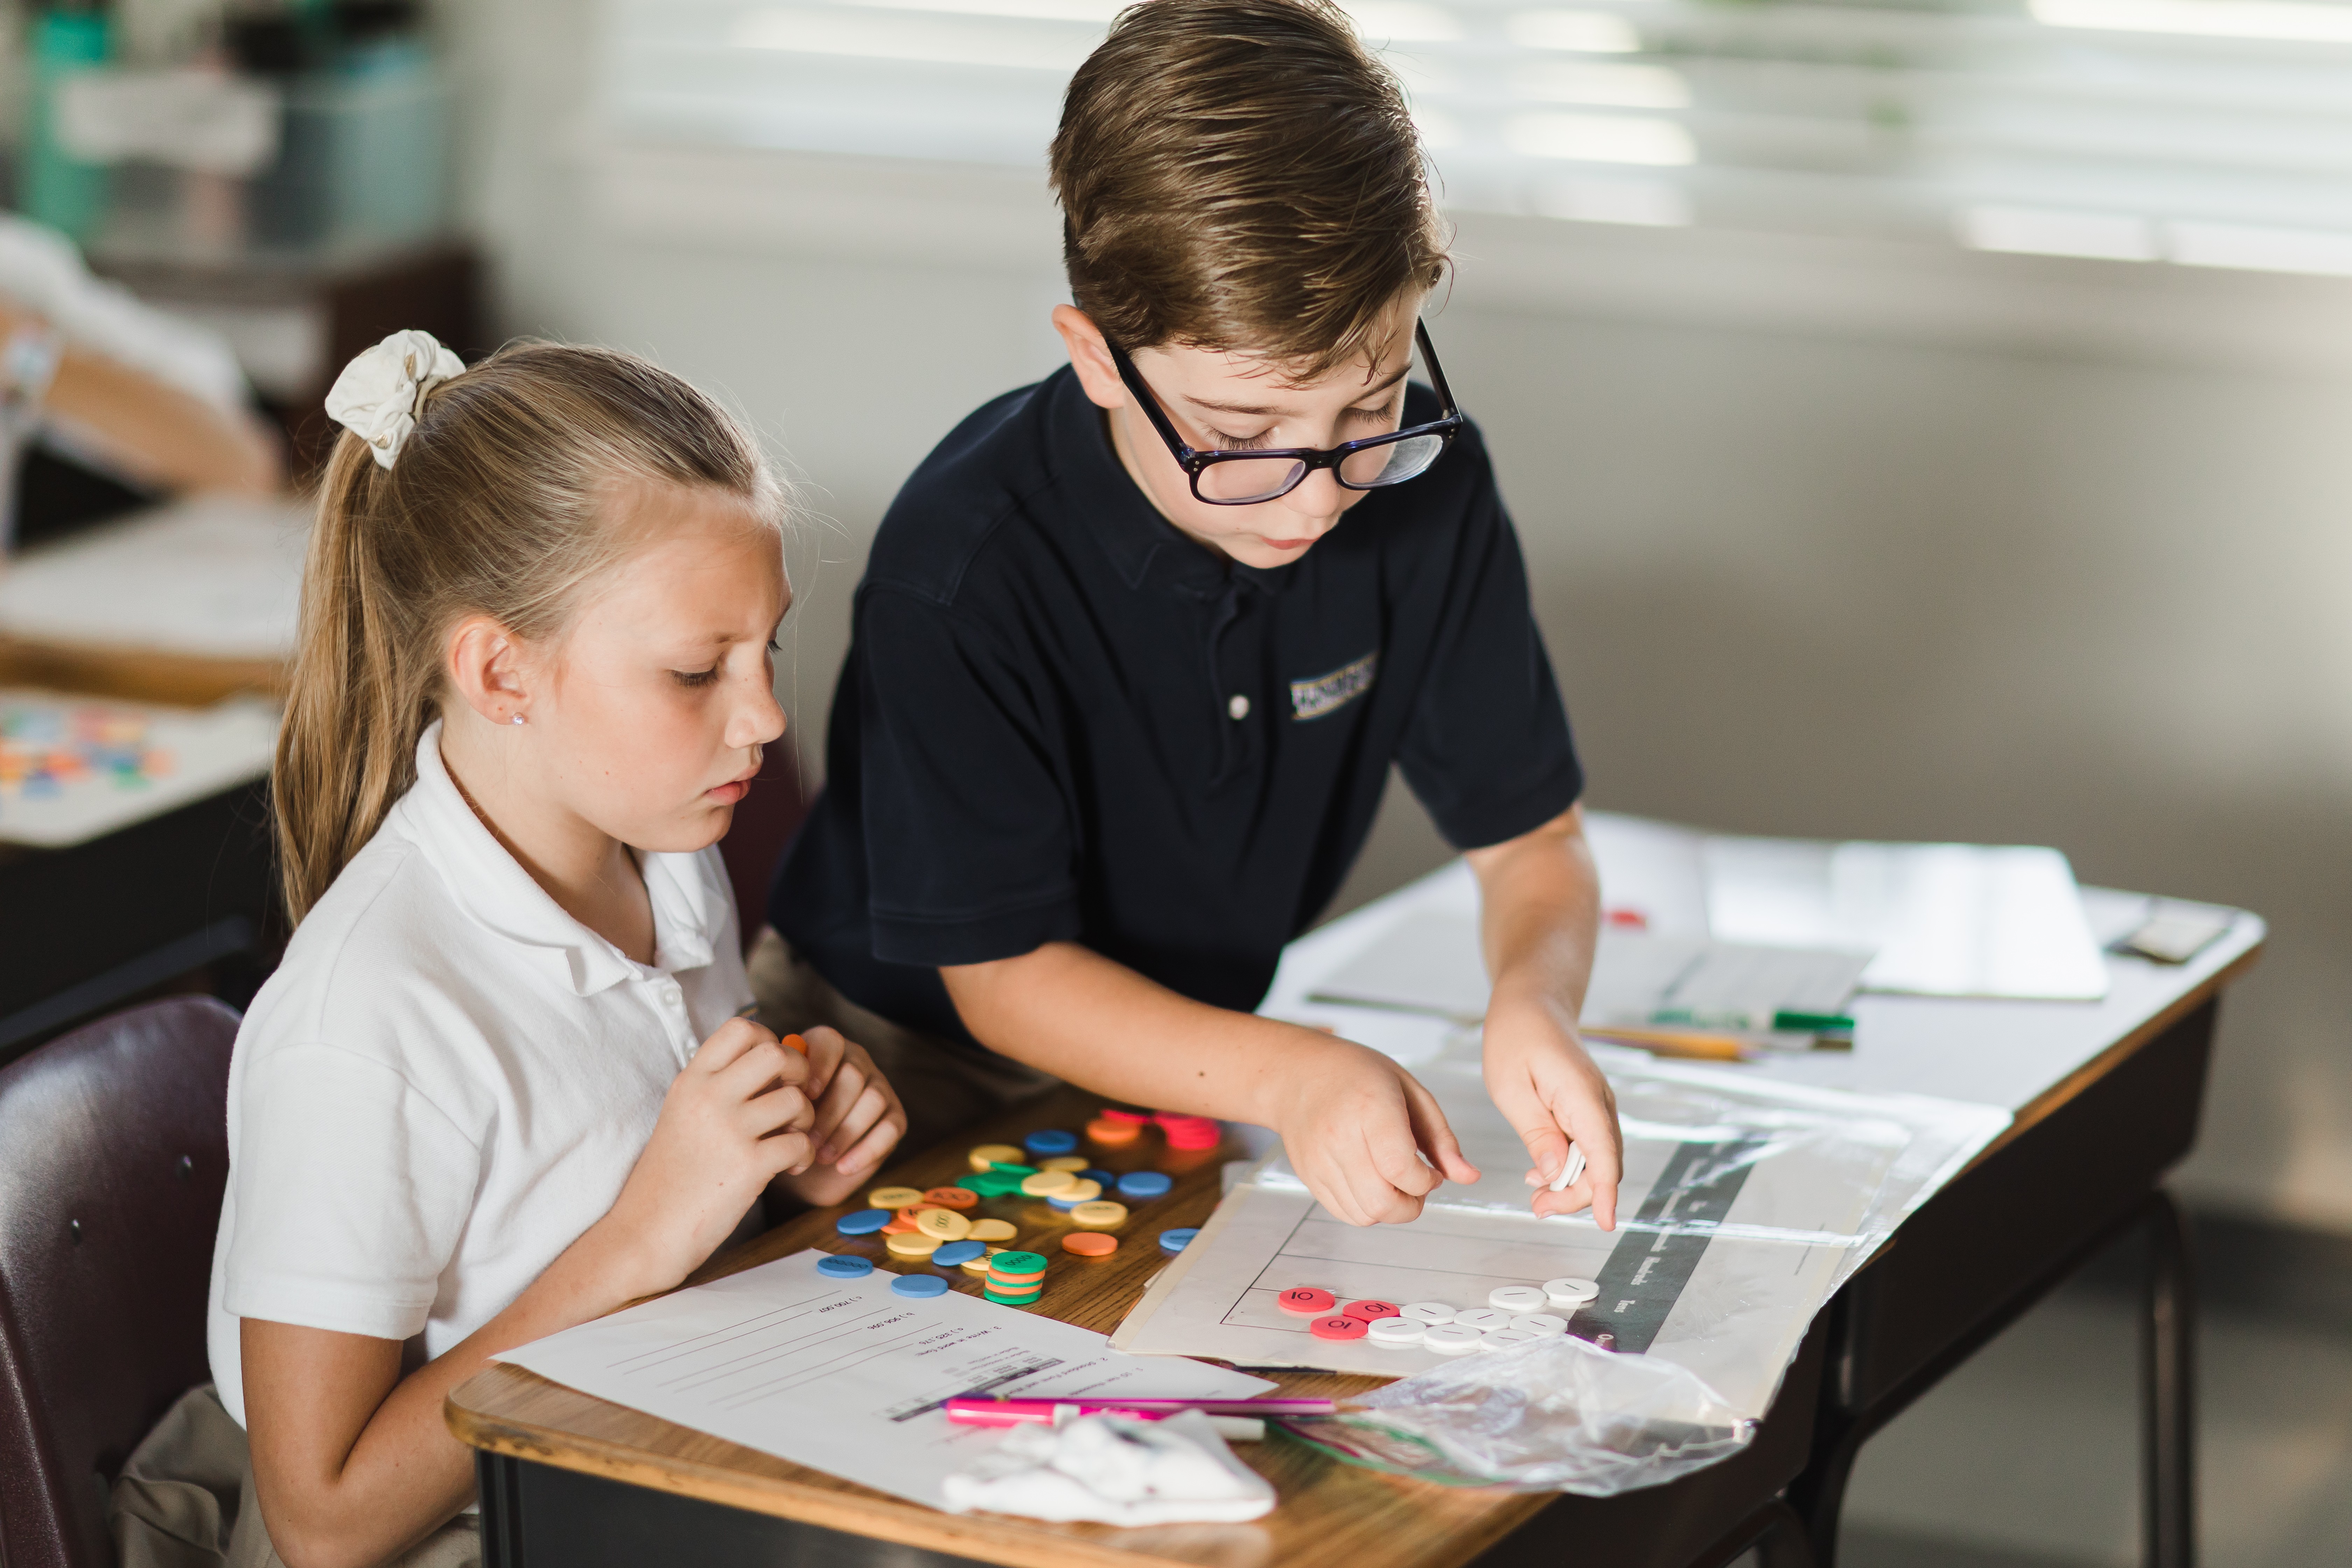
[761, 0, 1619, 1228]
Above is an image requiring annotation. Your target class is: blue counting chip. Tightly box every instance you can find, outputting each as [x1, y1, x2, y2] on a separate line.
[1158, 1228, 1199, 1255]
[892, 1274, 951, 1298]
[933, 1240, 986, 1266]
[1083, 1169, 1117, 1189]
[1024, 1129, 1079, 1156]
[817, 1254, 874, 1279]
[1046, 1190, 1087, 1211]
[1117, 1171, 1173, 1200]
[835, 1208, 891, 1236]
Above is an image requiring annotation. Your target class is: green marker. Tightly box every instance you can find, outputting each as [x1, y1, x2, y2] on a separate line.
[1772, 1010, 1856, 1034]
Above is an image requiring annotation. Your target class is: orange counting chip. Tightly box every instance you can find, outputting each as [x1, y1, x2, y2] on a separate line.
[1278, 1287, 1336, 1316]
[1086, 1118, 1139, 1146]
[880, 1214, 921, 1235]
[923, 1187, 979, 1210]
[1062, 1232, 1118, 1258]
[781, 1033, 810, 1055]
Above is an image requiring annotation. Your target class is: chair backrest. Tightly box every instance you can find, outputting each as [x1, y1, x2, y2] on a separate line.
[716, 739, 810, 956]
[0, 996, 239, 1568]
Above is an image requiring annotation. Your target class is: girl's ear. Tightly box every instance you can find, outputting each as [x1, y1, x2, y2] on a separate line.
[445, 613, 533, 727]
[1051, 304, 1128, 413]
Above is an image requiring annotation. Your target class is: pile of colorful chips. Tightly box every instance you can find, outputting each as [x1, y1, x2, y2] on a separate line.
[0, 701, 175, 800]
[985, 1250, 1049, 1305]
[1154, 1111, 1221, 1150]
[1277, 1287, 1583, 1352]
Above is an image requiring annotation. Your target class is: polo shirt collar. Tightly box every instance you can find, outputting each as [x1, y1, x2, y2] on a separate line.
[1053, 369, 1300, 598]
[394, 721, 726, 996]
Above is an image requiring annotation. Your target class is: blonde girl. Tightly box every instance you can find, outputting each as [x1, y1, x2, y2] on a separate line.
[180, 334, 903, 1568]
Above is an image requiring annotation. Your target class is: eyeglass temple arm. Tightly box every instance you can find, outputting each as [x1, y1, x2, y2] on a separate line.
[1104, 340, 1205, 466]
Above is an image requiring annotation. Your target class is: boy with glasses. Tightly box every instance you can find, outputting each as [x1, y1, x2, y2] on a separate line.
[760, 0, 1620, 1228]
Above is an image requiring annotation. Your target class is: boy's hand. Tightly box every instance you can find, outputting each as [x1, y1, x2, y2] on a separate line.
[775, 1025, 907, 1208]
[600, 1017, 815, 1298]
[1266, 1035, 1480, 1226]
[1482, 988, 1621, 1226]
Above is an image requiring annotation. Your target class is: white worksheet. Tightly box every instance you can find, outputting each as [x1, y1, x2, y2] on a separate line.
[494, 1251, 1274, 1510]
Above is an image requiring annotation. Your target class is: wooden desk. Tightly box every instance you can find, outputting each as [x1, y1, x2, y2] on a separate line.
[448, 840, 2262, 1568]
[450, 1083, 1827, 1568]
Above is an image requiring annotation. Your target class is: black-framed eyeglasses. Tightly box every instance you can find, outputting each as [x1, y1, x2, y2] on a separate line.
[1106, 321, 1464, 506]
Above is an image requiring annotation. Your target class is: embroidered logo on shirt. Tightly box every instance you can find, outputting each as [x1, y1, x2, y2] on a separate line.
[1289, 652, 1378, 721]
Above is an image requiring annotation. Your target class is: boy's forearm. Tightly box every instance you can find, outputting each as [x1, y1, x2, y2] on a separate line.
[941, 940, 1345, 1125]
[1465, 805, 1600, 1020]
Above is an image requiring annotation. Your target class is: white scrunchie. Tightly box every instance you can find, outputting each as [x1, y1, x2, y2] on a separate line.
[324, 329, 465, 469]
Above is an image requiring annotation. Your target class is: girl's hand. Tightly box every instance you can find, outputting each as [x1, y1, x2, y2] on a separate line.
[775, 1025, 906, 1208]
[1264, 1035, 1481, 1226]
[1483, 987, 1622, 1226]
[597, 1017, 815, 1299]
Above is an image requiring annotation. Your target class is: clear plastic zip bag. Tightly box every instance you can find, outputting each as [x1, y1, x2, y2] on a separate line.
[1278, 1332, 1753, 1496]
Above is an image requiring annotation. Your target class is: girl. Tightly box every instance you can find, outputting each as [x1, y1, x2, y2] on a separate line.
[181, 333, 904, 1568]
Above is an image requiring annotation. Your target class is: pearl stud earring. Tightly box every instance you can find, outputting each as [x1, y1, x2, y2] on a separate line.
[510, 714, 526, 726]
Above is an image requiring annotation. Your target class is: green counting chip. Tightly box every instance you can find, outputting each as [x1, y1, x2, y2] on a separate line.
[989, 1162, 1038, 1177]
[990, 1250, 1048, 1274]
[963, 1172, 1024, 1197]
[985, 1288, 1042, 1305]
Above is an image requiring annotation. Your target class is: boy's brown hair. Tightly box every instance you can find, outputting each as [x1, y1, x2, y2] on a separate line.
[1049, 0, 1448, 379]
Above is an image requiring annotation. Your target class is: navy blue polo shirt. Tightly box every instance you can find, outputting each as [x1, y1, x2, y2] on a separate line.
[769, 365, 1582, 1048]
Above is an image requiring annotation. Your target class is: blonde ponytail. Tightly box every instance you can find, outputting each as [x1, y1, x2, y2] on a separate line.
[272, 341, 784, 925]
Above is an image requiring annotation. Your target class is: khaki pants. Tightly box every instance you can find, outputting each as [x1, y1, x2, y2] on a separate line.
[110, 1385, 478, 1568]
[745, 926, 1062, 1157]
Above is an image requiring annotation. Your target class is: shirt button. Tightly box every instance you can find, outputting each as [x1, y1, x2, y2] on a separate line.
[1227, 694, 1251, 720]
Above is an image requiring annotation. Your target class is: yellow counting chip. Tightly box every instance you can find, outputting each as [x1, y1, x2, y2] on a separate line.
[868, 1186, 924, 1210]
[962, 1252, 995, 1275]
[1058, 1179, 1103, 1204]
[1069, 1200, 1128, 1229]
[885, 1231, 942, 1257]
[1020, 1170, 1078, 1197]
[1039, 1155, 1090, 1172]
[968, 1218, 1018, 1242]
[916, 1209, 973, 1242]
[968, 1144, 1024, 1172]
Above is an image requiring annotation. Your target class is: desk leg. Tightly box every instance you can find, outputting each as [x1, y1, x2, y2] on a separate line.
[2142, 1191, 2196, 1568]
[476, 1452, 524, 1568]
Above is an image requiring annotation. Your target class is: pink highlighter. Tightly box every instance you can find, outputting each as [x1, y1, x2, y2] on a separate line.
[943, 1395, 1335, 1428]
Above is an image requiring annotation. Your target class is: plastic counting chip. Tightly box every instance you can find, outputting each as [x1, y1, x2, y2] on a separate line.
[834, 1209, 890, 1236]
[1086, 1118, 1139, 1145]
[1277, 1287, 1336, 1316]
[967, 1218, 1017, 1242]
[1020, 1170, 1078, 1197]
[1069, 1200, 1128, 1229]
[867, 1186, 923, 1210]
[916, 1209, 973, 1241]
[886, 1232, 942, 1258]
[1157, 1228, 1199, 1254]
[1101, 1107, 1151, 1125]
[1402, 1301, 1457, 1325]
[1544, 1277, 1601, 1307]
[1310, 1314, 1369, 1342]
[1342, 1299, 1401, 1323]
[932, 1240, 986, 1266]
[1038, 1155, 1089, 1173]
[990, 1250, 1048, 1276]
[1488, 1285, 1549, 1312]
[1045, 1181, 1103, 1210]
[1115, 1171, 1173, 1200]
[1511, 1313, 1570, 1336]
[922, 1187, 979, 1210]
[1423, 1324, 1484, 1354]
[1024, 1129, 1079, 1157]
[1062, 1232, 1118, 1257]
[891, 1274, 950, 1298]
[1365, 1316, 1424, 1346]
[1454, 1307, 1514, 1332]
[1481, 1327, 1540, 1351]
[816, 1254, 873, 1279]
[968, 1144, 1024, 1172]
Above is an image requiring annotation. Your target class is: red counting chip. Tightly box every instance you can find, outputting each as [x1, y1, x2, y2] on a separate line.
[1278, 1287, 1336, 1316]
[1343, 1299, 1401, 1322]
[1101, 1108, 1151, 1125]
[1310, 1314, 1369, 1341]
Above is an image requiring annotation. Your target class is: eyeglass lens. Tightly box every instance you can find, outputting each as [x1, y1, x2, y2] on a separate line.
[1196, 432, 1448, 504]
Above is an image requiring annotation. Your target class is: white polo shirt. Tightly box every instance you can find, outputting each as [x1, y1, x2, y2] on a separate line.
[207, 722, 755, 1427]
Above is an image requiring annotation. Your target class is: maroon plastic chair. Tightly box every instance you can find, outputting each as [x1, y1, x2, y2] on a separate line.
[0, 996, 240, 1568]
[716, 739, 811, 956]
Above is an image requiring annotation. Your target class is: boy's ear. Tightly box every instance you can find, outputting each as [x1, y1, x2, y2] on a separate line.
[1052, 304, 1130, 413]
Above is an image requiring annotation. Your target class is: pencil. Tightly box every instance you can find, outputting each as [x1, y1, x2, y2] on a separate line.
[1582, 1025, 1755, 1062]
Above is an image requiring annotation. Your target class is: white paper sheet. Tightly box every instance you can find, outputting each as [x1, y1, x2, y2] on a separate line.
[1112, 1052, 2007, 1420]
[1307, 910, 1868, 1031]
[0, 495, 309, 660]
[493, 1250, 1275, 1510]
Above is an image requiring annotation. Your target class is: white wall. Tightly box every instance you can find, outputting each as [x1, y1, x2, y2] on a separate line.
[448, 0, 2352, 1231]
